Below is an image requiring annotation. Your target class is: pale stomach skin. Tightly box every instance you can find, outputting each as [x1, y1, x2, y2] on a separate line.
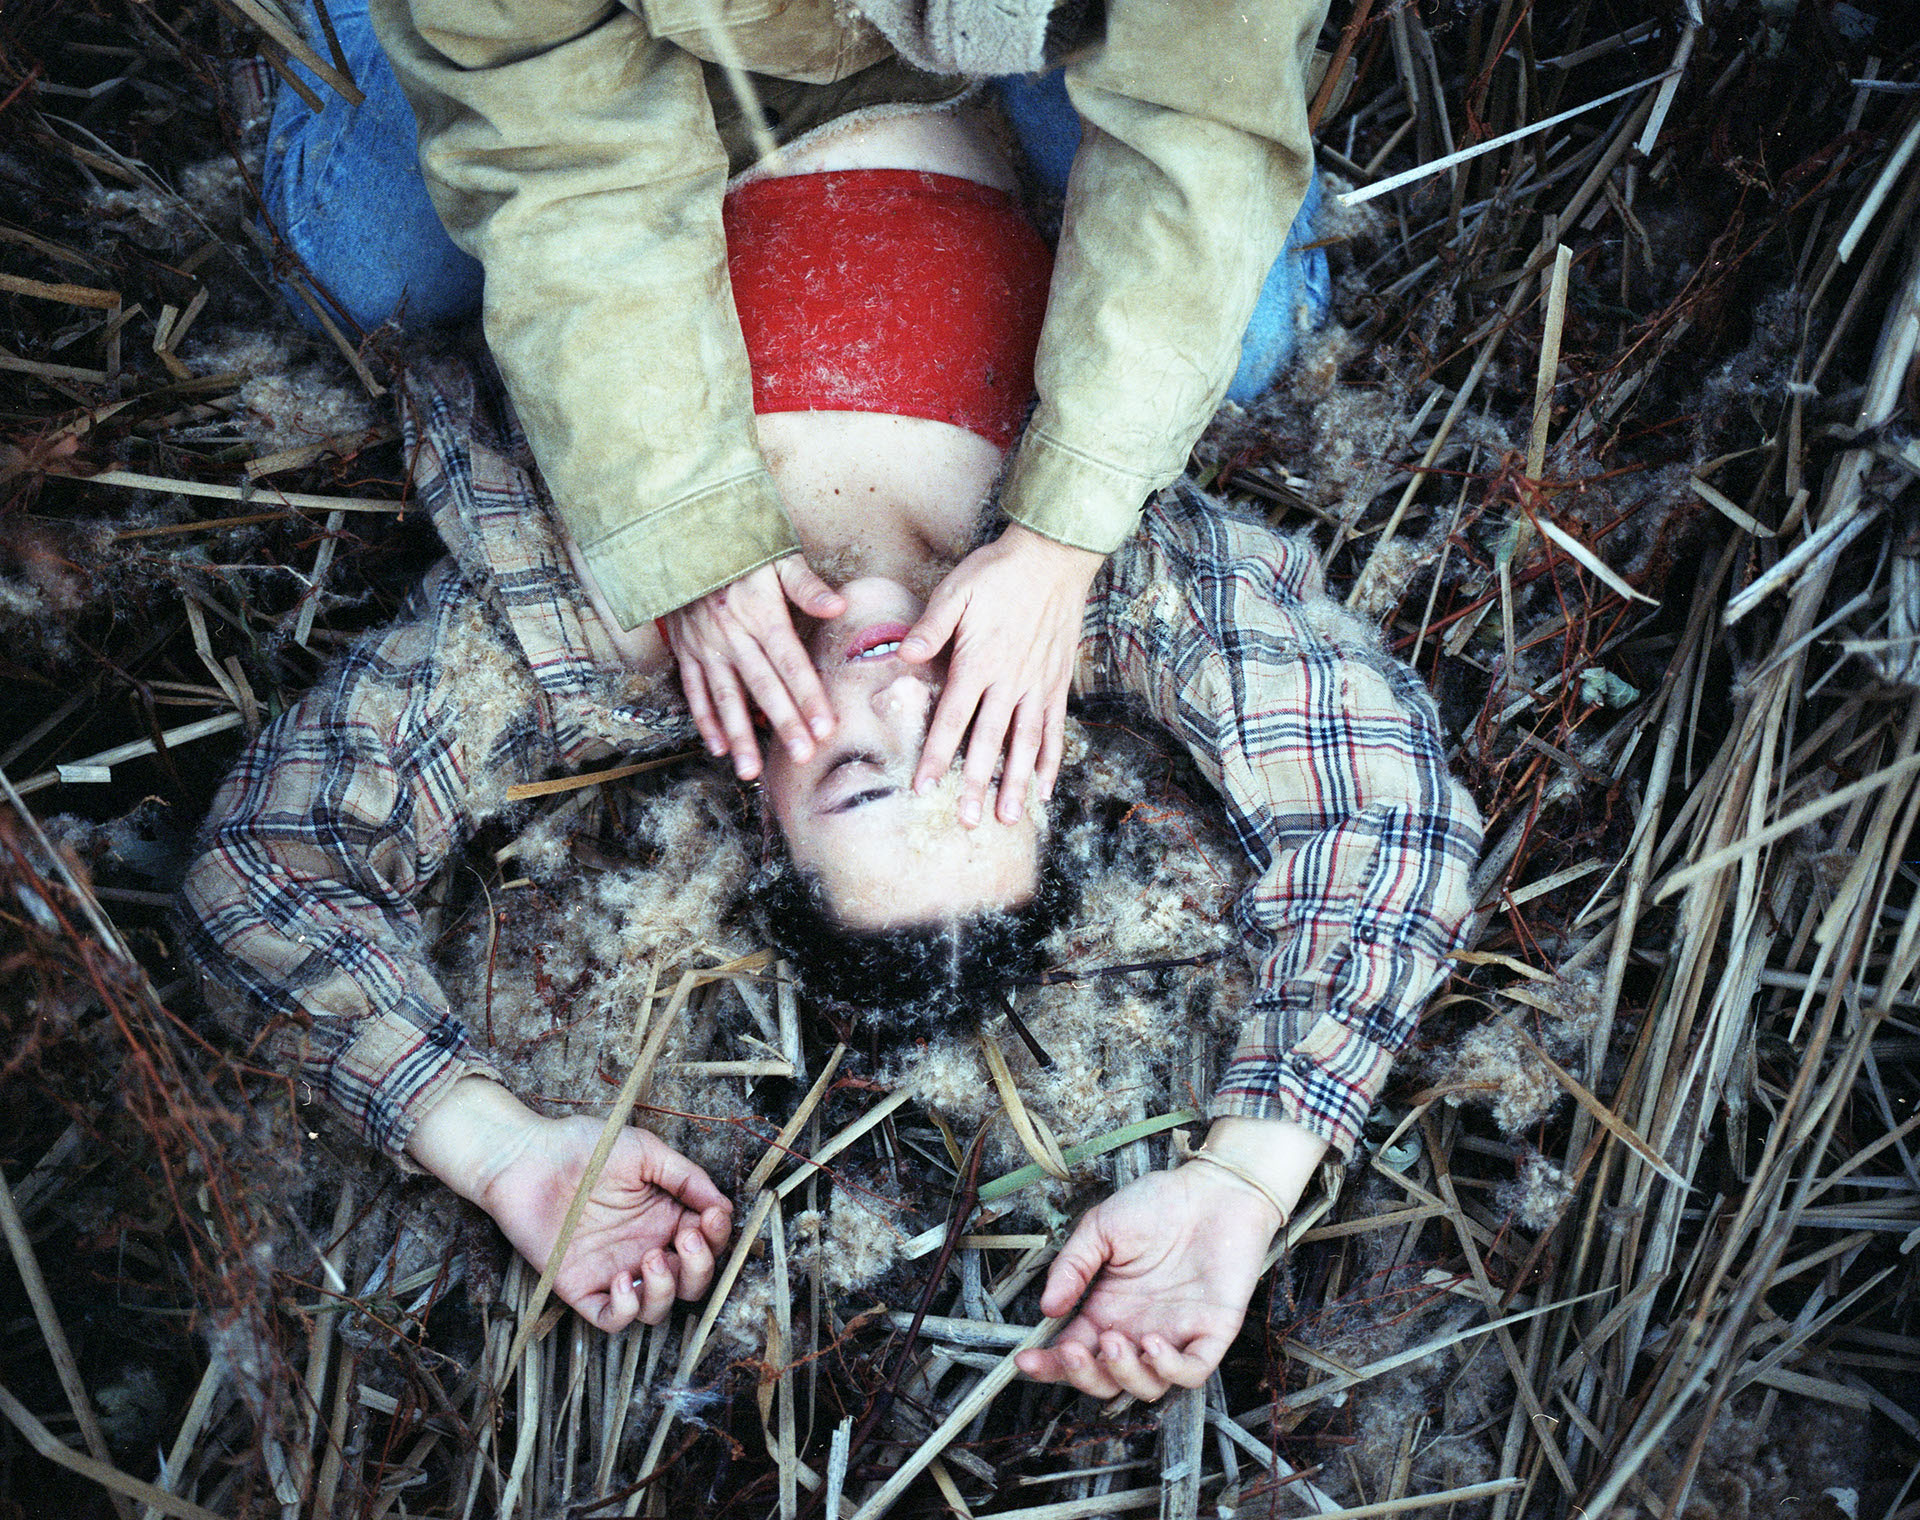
[567, 104, 1019, 670]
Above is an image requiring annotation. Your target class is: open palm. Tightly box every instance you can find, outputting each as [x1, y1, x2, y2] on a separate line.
[1016, 1167, 1279, 1401]
[480, 1118, 732, 1332]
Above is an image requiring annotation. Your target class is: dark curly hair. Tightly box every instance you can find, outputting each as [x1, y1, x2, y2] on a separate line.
[750, 820, 1078, 1041]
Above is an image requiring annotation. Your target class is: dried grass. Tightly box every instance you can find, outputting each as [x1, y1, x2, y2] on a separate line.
[2, 1, 1917, 1516]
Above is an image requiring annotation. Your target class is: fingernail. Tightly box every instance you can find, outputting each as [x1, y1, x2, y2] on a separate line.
[787, 737, 810, 760]
[1002, 798, 1024, 823]
[810, 714, 833, 739]
[900, 638, 927, 659]
[959, 798, 981, 827]
[913, 774, 933, 796]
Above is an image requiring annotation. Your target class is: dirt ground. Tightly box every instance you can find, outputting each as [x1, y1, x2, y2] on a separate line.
[1, 2, 1917, 1517]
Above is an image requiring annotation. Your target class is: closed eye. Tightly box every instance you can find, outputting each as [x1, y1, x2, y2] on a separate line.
[831, 786, 898, 814]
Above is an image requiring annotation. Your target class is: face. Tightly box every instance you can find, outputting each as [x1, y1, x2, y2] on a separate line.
[762, 578, 1043, 932]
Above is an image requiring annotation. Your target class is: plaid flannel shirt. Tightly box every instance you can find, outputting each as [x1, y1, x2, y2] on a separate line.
[182, 365, 1481, 1164]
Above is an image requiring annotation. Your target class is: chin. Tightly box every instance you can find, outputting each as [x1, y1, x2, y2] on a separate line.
[844, 576, 924, 614]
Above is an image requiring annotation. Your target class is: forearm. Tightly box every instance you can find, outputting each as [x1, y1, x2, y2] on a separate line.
[1080, 494, 1483, 1159]
[405, 1075, 542, 1208]
[180, 582, 542, 1161]
[1003, 0, 1326, 553]
[1212, 783, 1480, 1157]
[372, 0, 797, 627]
[183, 771, 494, 1162]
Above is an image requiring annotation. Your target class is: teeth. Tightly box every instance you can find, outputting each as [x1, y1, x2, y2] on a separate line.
[854, 641, 900, 660]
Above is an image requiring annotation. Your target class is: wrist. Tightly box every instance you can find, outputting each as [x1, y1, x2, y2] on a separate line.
[1187, 1116, 1328, 1228]
[406, 1077, 545, 1210]
[1182, 1149, 1289, 1232]
[998, 521, 1106, 580]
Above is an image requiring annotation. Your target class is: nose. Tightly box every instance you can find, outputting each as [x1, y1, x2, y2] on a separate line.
[870, 669, 934, 721]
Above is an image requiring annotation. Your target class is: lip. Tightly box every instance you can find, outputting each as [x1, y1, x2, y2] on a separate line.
[844, 622, 912, 662]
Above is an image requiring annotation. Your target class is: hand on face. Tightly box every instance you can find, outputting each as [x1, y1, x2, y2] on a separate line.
[661, 555, 848, 781]
[900, 523, 1105, 827]
[761, 577, 1043, 930]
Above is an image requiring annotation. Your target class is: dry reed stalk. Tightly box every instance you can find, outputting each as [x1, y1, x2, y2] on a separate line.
[503, 750, 701, 802]
[1536, 116, 1920, 1517]
[136, 1362, 225, 1520]
[0, 1167, 132, 1518]
[87, 468, 409, 514]
[0, 1387, 226, 1520]
[6, 5, 1917, 1515]
[978, 1030, 1071, 1181]
[12, 712, 245, 795]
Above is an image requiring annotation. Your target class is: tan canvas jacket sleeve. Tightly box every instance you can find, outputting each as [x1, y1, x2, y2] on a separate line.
[1003, 0, 1329, 553]
[369, 0, 1328, 627]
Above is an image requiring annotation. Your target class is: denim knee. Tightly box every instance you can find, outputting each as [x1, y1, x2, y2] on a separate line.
[262, 0, 482, 332]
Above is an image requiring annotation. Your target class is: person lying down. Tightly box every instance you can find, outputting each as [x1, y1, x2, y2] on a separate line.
[180, 105, 1482, 1405]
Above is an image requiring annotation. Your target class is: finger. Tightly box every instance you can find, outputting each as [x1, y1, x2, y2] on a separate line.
[914, 673, 985, 795]
[1036, 1225, 1106, 1320]
[1016, 1308, 1101, 1382]
[1033, 702, 1066, 804]
[995, 703, 1047, 824]
[638, 1138, 734, 1216]
[758, 620, 837, 745]
[597, 1269, 640, 1333]
[900, 587, 963, 666]
[722, 636, 820, 765]
[700, 1202, 735, 1250]
[636, 1249, 678, 1325]
[774, 555, 848, 619]
[1141, 1331, 1228, 1390]
[1098, 1332, 1171, 1403]
[1013, 1347, 1062, 1383]
[957, 687, 1018, 828]
[703, 667, 766, 780]
[1018, 1331, 1117, 1395]
[673, 1222, 716, 1300]
[676, 652, 729, 759]
[1056, 1338, 1124, 1401]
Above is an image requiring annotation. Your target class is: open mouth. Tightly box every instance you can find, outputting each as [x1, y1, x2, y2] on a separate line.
[846, 623, 911, 662]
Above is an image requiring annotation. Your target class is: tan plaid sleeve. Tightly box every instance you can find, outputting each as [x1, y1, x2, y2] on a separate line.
[180, 568, 552, 1162]
[1077, 486, 1483, 1157]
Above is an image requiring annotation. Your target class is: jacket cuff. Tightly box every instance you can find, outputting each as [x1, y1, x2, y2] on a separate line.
[571, 471, 801, 629]
[999, 426, 1156, 555]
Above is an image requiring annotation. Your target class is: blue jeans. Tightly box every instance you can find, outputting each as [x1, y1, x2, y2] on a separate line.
[268, 12, 1327, 399]
[264, 0, 482, 331]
